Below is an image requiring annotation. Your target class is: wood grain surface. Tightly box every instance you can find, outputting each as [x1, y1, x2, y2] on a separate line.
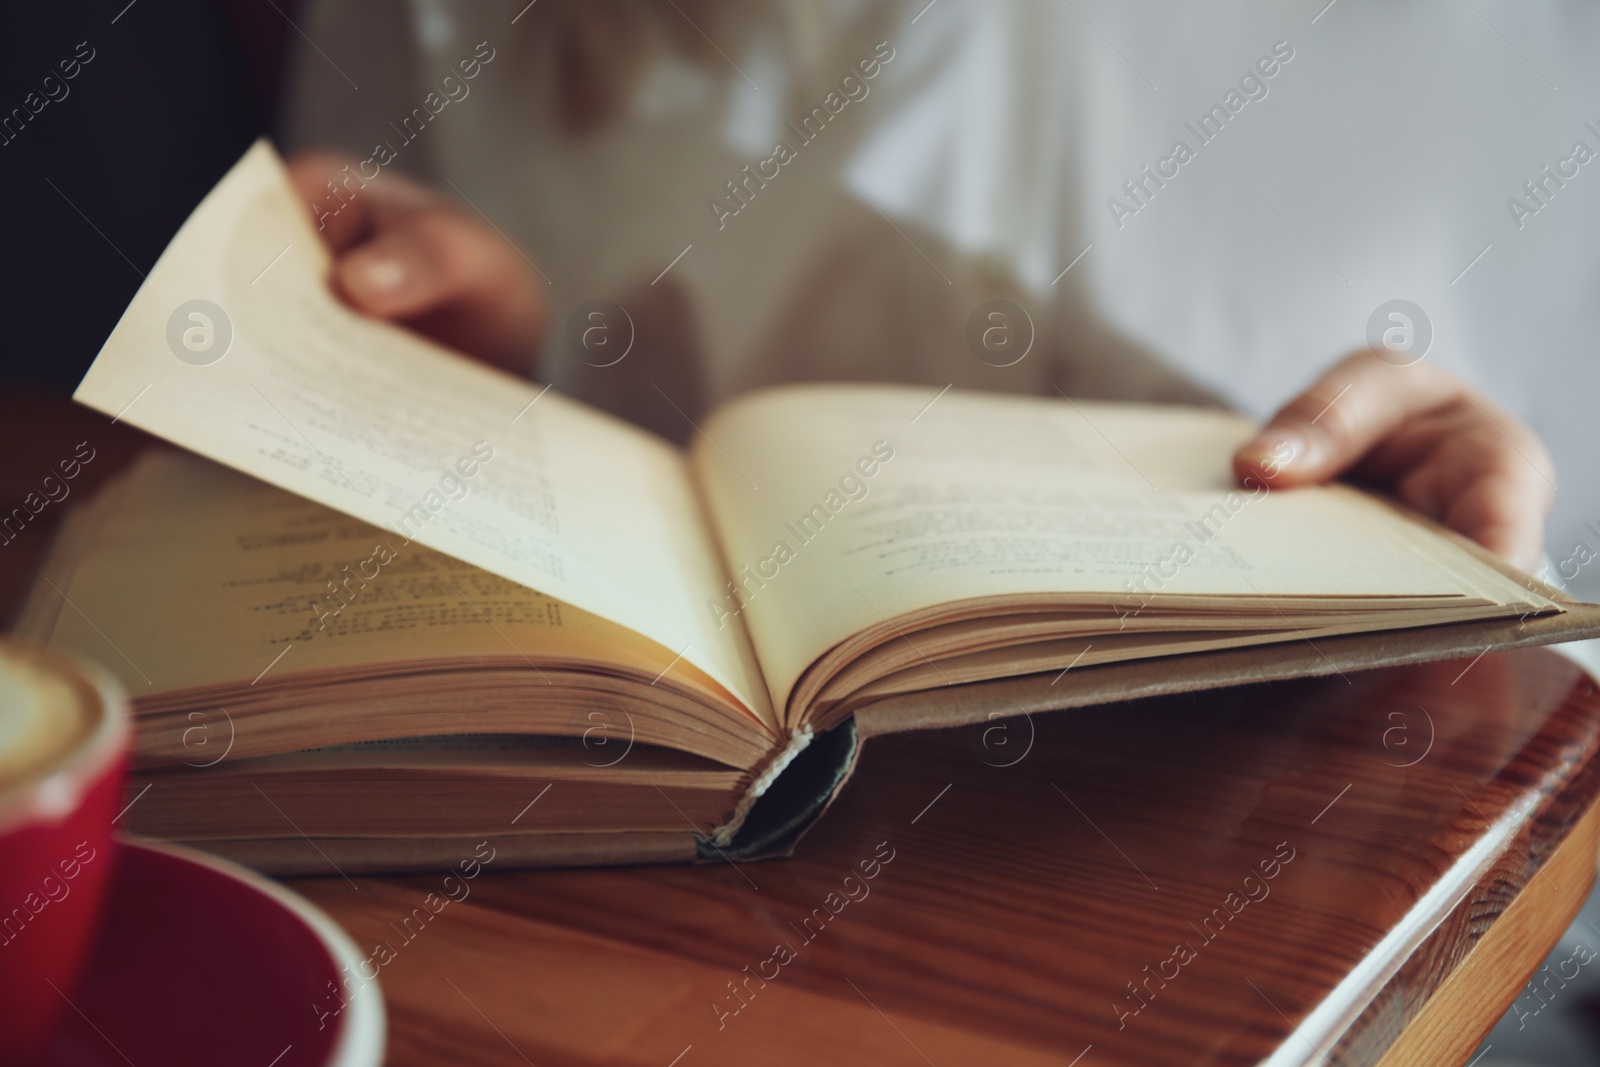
[4, 391, 1599, 1066]
[285, 651, 1600, 1067]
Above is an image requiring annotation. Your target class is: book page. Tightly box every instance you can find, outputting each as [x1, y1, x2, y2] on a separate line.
[71, 140, 770, 725]
[691, 383, 1552, 716]
[18, 451, 737, 703]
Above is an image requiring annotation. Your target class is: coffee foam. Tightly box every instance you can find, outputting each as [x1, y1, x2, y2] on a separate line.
[0, 646, 97, 792]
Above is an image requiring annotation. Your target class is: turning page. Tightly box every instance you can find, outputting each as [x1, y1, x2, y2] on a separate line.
[72, 140, 771, 726]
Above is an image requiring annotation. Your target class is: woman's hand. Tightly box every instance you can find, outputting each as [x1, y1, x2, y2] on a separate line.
[1233, 351, 1555, 573]
[286, 151, 546, 372]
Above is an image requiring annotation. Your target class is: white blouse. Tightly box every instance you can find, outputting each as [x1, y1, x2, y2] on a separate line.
[283, 0, 1600, 588]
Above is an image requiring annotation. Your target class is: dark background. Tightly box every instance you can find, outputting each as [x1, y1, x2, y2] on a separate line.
[0, 0, 289, 391]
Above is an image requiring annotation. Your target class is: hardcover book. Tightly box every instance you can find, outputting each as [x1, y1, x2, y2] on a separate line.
[19, 141, 1600, 873]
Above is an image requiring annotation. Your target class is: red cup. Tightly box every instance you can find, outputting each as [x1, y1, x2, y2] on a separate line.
[0, 643, 129, 1061]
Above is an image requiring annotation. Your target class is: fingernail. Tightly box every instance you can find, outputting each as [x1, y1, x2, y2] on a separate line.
[354, 255, 406, 295]
[1240, 429, 1308, 475]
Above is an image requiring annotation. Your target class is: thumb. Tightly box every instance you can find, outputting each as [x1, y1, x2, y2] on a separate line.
[332, 224, 448, 320]
[327, 206, 547, 368]
[1233, 352, 1457, 487]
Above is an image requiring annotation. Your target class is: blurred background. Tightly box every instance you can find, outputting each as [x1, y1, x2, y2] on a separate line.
[7, 1, 1600, 600]
[4, 3, 1600, 1061]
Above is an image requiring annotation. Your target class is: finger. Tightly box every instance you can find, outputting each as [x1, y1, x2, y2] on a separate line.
[1391, 428, 1506, 521]
[284, 151, 437, 253]
[332, 208, 518, 318]
[1347, 404, 1463, 485]
[1401, 419, 1555, 566]
[286, 151, 377, 252]
[333, 209, 546, 366]
[1394, 453, 1454, 519]
[1233, 352, 1459, 487]
[1441, 466, 1553, 574]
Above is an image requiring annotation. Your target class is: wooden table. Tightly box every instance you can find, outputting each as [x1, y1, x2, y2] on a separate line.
[5, 389, 1600, 1066]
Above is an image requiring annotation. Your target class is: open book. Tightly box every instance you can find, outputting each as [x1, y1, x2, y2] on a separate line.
[21, 141, 1600, 874]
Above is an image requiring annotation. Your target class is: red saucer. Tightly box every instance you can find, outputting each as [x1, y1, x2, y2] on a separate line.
[36, 837, 384, 1066]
